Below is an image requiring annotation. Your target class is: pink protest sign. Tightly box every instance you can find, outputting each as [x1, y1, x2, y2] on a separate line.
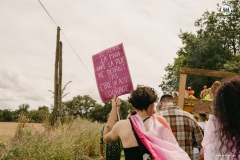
[92, 43, 133, 102]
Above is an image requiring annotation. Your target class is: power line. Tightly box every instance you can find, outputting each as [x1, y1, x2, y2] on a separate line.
[37, 0, 58, 27]
[37, 0, 95, 81]
[60, 31, 95, 80]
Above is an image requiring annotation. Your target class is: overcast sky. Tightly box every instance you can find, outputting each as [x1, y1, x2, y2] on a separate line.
[0, 0, 221, 110]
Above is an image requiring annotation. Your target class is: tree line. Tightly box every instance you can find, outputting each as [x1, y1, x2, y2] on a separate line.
[0, 95, 134, 123]
[0, 104, 49, 123]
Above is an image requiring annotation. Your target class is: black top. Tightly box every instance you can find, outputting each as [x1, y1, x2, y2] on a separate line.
[124, 146, 143, 160]
[124, 117, 152, 160]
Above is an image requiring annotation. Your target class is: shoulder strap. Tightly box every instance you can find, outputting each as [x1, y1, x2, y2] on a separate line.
[199, 127, 204, 136]
[129, 118, 152, 159]
[143, 117, 150, 122]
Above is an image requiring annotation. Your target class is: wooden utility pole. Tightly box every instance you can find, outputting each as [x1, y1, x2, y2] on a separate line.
[52, 26, 63, 126]
[54, 26, 60, 112]
[58, 41, 63, 117]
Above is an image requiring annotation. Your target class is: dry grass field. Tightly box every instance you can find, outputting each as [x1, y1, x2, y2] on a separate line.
[0, 120, 126, 159]
[0, 119, 103, 159]
[0, 122, 44, 144]
[0, 122, 18, 144]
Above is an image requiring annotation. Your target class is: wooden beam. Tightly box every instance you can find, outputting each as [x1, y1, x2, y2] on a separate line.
[178, 73, 187, 109]
[174, 97, 212, 105]
[193, 100, 212, 113]
[180, 67, 240, 78]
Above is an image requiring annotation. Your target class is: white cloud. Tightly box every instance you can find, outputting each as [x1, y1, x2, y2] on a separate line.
[0, 0, 220, 110]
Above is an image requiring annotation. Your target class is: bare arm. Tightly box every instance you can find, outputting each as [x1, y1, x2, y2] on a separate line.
[103, 96, 121, 144]
[200, 91, 203, 99]
[99, 126, 105, 159]
[99, 143, 104, 159]
[99, 143, 103, 154]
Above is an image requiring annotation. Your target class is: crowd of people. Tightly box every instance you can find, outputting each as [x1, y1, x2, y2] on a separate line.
[99, 76, 240, 160]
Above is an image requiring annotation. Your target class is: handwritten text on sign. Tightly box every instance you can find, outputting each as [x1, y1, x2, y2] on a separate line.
[92, 43, 133, 102]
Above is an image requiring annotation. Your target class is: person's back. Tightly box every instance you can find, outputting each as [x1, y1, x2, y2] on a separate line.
[116, 116, 158, 159]
[103, 85, 191, 160]
[116, 113, 190, 160]
[115, 118, 141, 159]
[197, 112, 207, 134]
[201, 77, 240, 160]
[193, 112, 207, 160]
[156, 95, 203, 160]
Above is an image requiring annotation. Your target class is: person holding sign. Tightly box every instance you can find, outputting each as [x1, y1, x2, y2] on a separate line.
[103, 85, 190, 160]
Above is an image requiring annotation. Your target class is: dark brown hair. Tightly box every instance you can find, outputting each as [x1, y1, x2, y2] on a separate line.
[160, 94, 174, 102]
[128, 85, 158, 111]
[214, 77, 240, 158]
[198, 112, 207, 120]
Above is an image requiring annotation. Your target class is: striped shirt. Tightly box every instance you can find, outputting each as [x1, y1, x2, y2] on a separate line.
[156, 105, 203, 160]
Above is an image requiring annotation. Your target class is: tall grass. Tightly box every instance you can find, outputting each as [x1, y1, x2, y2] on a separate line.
[0, 117, 102, 160]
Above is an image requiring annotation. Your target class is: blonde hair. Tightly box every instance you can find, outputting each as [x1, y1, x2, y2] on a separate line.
[209, 81, 221, 98]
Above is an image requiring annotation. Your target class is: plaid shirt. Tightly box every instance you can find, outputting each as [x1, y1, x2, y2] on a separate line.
[157, 105, 203, 160]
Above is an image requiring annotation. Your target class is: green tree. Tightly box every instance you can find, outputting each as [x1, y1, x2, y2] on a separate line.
[62, 95, 97, 118]
[160, 0, 240, 96]
[89, 99, 134, 122]
[224, 54, 240, 72]
[62, 100, 73, 116]
[119, 99, 134, 119]
[88, 102, 110, 122]
[17, 104, 30, 114]
[29, 106, 50, 123]
[0, 110, 3, 121]
[2, 109, 14, 122]
[38, 106, 49, 112]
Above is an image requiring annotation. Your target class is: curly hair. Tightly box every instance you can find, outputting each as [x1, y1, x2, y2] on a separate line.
[128, 85, 158, 111]
[213, 77, 240, 158]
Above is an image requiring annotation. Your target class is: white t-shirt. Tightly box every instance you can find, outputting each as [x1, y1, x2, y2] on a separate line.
[193, 121, 206, 154]
[197, 122, 206, 131]
[202, 115, 239, 160]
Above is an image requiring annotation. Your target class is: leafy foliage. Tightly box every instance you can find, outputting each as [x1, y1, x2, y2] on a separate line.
[89, 99, 134, 122]
[17, 104, 30, 115]
[28, 106, 50, 123]
[0, 94, 134, 124]
[88, 101, 111, 122]
[1, 110, 16, 122]
[160, 0, 240, 97]
[0, 105, 50, 123]
[62, 95, 97, 118]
